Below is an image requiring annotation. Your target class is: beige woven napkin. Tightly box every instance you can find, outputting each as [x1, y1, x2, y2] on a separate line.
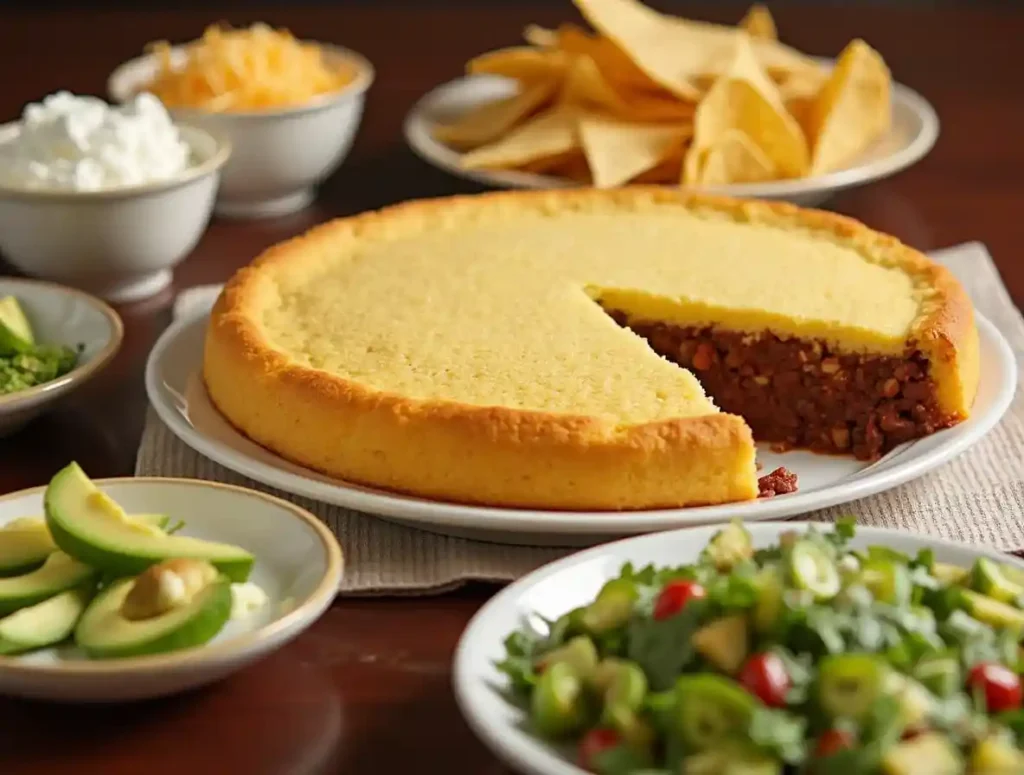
[136, 242, 1023, 596]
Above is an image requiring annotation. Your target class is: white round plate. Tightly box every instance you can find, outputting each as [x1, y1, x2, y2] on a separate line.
[405, 73, 939, 207]
[453, 521, 1024, 775]
[146, 312, 1015, 546]
[0, 477, 343, 702]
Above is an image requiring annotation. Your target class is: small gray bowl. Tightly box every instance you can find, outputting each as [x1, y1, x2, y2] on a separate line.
[0, 278, 123, 436]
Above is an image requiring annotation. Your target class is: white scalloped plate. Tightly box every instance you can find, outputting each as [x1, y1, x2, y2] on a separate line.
[145, 310, 1015, 546]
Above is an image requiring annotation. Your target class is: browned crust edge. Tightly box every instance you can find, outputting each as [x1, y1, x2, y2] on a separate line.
[203, 187, 977, 510]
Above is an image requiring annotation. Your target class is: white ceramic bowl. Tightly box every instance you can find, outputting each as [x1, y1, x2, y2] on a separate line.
[108, 44, 375, 219]
[0, 278, 122, 436]
[0, 475, 343, 702]
[454, 522, 1024, 775]
[0, 124, 229, 303]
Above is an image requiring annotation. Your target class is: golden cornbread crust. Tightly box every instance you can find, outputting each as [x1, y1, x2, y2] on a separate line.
[204, 188, 978, 510]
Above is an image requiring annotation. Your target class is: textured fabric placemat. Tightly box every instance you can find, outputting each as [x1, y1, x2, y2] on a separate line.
[137, 242, 1023, 595]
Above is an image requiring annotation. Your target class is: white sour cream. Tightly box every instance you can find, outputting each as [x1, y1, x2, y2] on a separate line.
[0, 91, 190, 191]
[230, 582, 269, 620]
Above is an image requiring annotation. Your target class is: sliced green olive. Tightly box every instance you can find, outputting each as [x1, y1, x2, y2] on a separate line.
[817, 653, 890, 721]
[673, 674, 759, 750]
[582, 578, 638, 634]
[530, 661, 589, 739]
[788, 540, 841, 601]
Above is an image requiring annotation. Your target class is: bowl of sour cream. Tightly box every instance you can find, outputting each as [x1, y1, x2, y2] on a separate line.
[0, 92, 231, 303]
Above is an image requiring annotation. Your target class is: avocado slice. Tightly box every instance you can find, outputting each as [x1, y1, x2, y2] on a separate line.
[972, 558, 1024, 604]
[969, 736, 1024, 772]
[703, 520, 754, 572]
[75, 573, 232, 659]
[933, 562, 970, 586]
[0, 514, 168, 577]
[753, 566, 784, 634]
[0, 551, 96, 615]
[692, 615, 749, 674]
[44, 463, 253, 582]
[0, 296, 35, 355]
[881, 732, 963, 775]
[0, 585, 93, 655]
[960, 590, 1024, 631]
[534, 635, 599, 678]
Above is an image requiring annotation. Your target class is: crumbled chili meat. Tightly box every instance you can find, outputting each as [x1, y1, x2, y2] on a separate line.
[616, 315, 957, 460]
[758, 466, 799, 498]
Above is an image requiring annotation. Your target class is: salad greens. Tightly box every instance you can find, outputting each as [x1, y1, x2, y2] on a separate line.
[497, 519, 1024, 774]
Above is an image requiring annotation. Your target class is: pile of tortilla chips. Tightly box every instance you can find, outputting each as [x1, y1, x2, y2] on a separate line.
[433, 0, 892, 188]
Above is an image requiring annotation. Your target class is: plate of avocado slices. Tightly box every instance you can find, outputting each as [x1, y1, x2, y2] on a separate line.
[0, 278, 123, 435]
[455, 520, 1024, 774]
[0, 462, 343, 702]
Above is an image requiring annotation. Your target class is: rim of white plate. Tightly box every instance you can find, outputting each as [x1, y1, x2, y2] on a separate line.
[452, 521, 1024, 775]
[146, 312, 1015, 536]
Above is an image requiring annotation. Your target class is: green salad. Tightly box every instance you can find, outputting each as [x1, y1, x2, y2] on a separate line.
[497, 520, 1024, 774]
[0, 295, 79, 395]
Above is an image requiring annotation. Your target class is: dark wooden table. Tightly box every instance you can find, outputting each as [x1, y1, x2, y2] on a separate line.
[0, 3, 1021, 772]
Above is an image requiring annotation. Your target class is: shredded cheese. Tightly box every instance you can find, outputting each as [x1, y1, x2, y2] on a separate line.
[146, 24, 354, 112]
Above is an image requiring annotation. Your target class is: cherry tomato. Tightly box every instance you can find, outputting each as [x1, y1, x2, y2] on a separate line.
[739, 652, 791, 708]
[815, 728, 856, 758]
[652, 580, 706, 620]
[578, 728, 621, 772]
[967, 662, 1023, 713]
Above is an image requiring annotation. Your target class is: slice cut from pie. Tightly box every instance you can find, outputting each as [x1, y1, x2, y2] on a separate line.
[204, 189, 979, 510]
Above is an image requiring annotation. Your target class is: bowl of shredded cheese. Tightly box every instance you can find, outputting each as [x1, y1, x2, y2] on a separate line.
[108, 24, 374, 218]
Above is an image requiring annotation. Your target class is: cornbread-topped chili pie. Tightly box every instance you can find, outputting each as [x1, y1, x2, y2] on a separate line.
[204, 189, 979, 510]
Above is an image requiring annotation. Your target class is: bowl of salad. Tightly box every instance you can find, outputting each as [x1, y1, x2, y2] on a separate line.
[0, 279, 122, 435]
[454, 519, 1024, 774]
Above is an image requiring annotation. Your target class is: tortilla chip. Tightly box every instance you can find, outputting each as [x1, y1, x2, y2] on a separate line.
[559, 53, 693, 122]
[778, 68, 828, 137]
[460, 107, 580, 171]
[550, 24, 663, 96]
[739, 4, 777, 41]
[525, 151, 593, 183]
[685, 35, 809, 181]
[806, 39, 892, 174]
[631, 152, 684, 184]
[696, 129, 777, 185]
[572, 0, 821, 100]
[467, 47, 569, 84]
[579, 115, 689, 187]
[523, 24, 559, 48]
[433, 81, 557, 149]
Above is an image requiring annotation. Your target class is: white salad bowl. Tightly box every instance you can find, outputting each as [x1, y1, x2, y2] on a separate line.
[108, 44, 375, 219]
[454, 522, 1024, 775]
[0, 278, 122, 436]
[0, 475, 343, 703]
[0, 123, 230, 303]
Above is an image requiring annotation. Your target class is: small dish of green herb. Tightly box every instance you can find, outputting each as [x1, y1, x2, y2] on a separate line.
[0, 280, 121, 435]
[0, 294, 81, 395]
[455, 520, 1024, 775]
